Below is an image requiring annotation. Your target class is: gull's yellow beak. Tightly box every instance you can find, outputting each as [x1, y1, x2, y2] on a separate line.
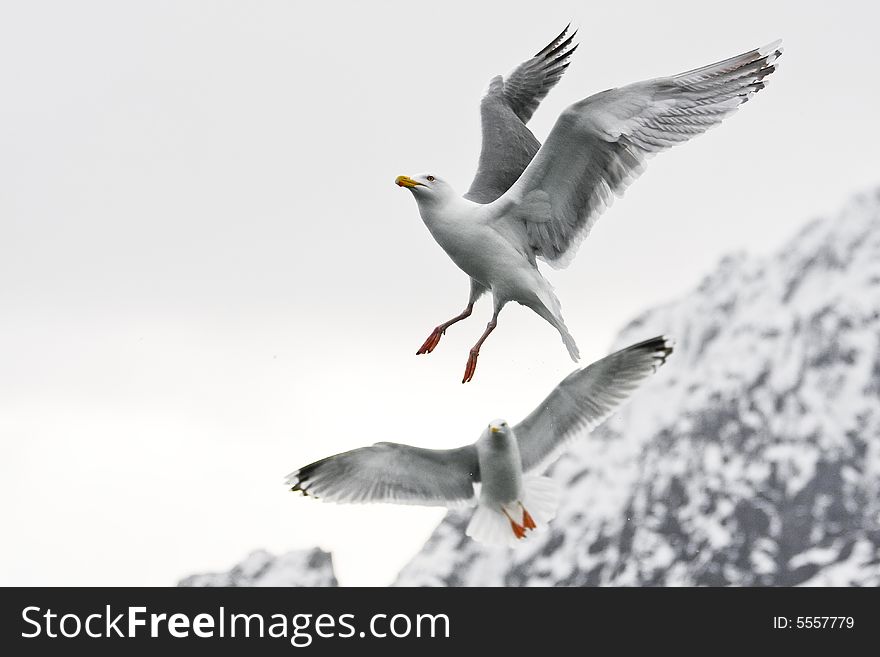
[490, 426, 500, 434]
[395, 175, 422, 189]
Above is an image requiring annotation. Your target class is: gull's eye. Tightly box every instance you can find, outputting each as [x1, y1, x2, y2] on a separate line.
[426, 175, 435, 182]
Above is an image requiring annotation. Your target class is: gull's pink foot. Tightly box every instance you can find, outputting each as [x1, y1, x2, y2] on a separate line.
[509, 519, 526, 539]
[415, 303, 476, 357]
[462, 348, 480, 384]
[416, 327, 444, 355]
[521, 506, 536, 531]
[502, 508, 527, 539]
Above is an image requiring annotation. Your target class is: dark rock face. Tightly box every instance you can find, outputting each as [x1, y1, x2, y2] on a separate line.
[396, 189, 880, 587]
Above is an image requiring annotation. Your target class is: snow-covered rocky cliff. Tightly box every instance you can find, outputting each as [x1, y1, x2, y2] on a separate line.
[396, 189, 880, 586]
[178, 548, 338, 587]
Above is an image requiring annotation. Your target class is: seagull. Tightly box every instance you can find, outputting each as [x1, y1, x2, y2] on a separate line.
[284, 336, 672, 546]
[396, 26, 781, 382]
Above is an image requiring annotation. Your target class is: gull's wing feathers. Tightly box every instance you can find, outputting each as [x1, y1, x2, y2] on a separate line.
[514, 336, 673, 474]
[496, 41, 783, 268]
[502, 24, 579, 125]
[284, 443, 480, 508]
[465, 25, 578, 204]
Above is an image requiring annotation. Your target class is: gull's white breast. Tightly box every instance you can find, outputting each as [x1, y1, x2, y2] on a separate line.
[419, 200, 535, 298]
[476, 433, 524, 506]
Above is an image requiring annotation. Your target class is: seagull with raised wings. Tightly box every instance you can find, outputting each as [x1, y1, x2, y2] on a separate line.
[285, 336, 672, 546]
[396, 26, 781, 382]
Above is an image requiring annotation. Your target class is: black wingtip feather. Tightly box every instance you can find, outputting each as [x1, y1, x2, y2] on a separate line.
[624, 335, 674, 367]
[548, 42, 578, 71]
[533, 23, 572, 58]
[286, 459, 325, 497]
[544, 62, 572, 79]
[544, 32, 577, 62]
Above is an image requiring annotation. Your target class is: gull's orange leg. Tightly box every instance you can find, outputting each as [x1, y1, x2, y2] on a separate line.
[462, 315, 498, 384]
[502, 507, 527, 539]
[520, 503, 536, 531]
[416, 302, 474, 355]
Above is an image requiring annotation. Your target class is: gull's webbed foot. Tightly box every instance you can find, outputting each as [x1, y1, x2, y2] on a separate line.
[502, 507, 527, 539]
[521, 505, 536, 531]
[462, 348, 480, 384]
[416, 327, 444, 355]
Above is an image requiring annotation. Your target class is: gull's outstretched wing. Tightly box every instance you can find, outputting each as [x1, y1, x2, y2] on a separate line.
[495, 41, 783, 268]
[514, 336, 673, 474]
[465, 25, 578, 204]
[284, 443, 480, 507]
[500, 24, 579, 125]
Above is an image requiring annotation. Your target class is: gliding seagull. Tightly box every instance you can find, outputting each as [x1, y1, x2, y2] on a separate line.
[285, 336, 673, 546]
[396, 26, 781, 382]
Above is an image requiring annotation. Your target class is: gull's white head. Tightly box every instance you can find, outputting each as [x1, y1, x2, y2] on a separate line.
[394, 173, 456, 207]
[488, 419, 511, 440]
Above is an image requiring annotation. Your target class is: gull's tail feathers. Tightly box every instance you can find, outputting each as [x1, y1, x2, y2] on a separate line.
[556, 319, 580, 362]
[527, 278, 580, 361]
[465, 475, 560, 547]
[466, 504, 517, 547]
[521, 474, 559, 527]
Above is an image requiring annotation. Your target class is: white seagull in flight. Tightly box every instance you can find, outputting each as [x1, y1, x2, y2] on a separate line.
[396, 26, 781, 382]
[285, 336, 672, 546]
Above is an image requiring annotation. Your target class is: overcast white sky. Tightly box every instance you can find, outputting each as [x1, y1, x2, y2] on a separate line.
[2, 0, 879, 586]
